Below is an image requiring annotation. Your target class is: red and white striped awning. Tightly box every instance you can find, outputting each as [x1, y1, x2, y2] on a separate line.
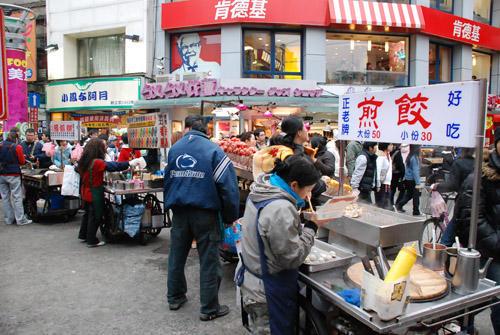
[329, 0, 425, 29]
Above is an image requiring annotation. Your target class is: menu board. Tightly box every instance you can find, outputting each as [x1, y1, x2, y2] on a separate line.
[127, 113, 170, 148]
[50, 121, 80, 141]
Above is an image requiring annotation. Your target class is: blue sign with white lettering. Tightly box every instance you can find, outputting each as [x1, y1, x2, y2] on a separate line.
[28, 92, 41, 108]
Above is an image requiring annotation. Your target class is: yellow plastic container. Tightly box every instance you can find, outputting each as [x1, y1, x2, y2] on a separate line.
[384, 244, 418, 282]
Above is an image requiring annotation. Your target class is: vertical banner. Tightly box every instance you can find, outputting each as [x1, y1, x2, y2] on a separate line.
[5, 49, 27, 129]
[0, 9, 8, 121]
[11, 11, 36, 81]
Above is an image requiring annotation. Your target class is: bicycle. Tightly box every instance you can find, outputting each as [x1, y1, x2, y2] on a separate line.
[419, 185, 456, 253]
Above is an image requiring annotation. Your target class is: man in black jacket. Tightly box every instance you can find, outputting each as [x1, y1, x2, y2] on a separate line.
[310, 135, 335, 178]
[455, 128, 500, 335]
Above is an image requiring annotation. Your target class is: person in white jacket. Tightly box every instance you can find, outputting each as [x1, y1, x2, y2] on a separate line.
[375, 143, 394, 209]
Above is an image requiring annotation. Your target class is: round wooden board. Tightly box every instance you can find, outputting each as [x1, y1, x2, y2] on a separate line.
[346, 261, 448, 302]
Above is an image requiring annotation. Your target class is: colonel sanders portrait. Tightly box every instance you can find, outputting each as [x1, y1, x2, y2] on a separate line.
[171, 33, 221, 78]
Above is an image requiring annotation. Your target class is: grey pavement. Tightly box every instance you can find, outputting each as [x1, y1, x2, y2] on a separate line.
[0, 212, 495, 335]
[0, 214, 246, 335]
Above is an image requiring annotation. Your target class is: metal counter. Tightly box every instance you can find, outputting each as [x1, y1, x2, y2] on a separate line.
[299, 260, 500, 334]
[104, 186, 163, 196]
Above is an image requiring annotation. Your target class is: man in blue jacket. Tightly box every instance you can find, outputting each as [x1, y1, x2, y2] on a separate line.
[164, 115, 239, 321]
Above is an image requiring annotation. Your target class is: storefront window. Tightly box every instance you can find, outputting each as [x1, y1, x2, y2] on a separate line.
[472, 51, 491, 81]
[429, 43, 452, 83]
[78, 35, 125, 77]
[325, 33, 408, 86]
[430, 0, 453, 13]
[474, 0, 491, 24]
[170, 31, 221, 78]
[243, 30, 302, 79]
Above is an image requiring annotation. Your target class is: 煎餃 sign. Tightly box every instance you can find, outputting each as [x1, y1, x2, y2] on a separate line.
[46, 77, 141, 111]
[338, 81, 482, 148]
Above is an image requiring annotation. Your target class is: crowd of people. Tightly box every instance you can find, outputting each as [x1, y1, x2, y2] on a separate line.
[0, 117, 498, 334]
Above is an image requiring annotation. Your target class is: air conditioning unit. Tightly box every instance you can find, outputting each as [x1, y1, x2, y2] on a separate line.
[155, 74, 178, 83]
[182, 72, 209, 81]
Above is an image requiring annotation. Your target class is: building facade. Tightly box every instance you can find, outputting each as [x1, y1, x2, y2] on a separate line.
[159, 0, 499, 92]
[45, 0, 157, 127]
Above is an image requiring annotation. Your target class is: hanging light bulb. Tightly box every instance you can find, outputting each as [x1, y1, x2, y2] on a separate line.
[367, 40, 372, 51]
[350, 39, 355, 50]
[385, 41, 389, 53]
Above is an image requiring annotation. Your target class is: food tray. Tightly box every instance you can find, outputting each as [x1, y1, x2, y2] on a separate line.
[301, 240, 355, 273]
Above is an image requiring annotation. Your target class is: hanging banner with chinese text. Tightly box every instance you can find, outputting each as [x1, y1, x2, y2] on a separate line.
[50, 121, 80, 141]
[338, 81, 481, 148]
[0, 10, 8, 121]
[6, 49, 27, 129]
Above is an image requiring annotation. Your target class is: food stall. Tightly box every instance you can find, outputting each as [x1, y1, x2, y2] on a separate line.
[22, 121, 82, 222]
[289, 80, 499, 335]
[228, 80, 500, 334]
[100, 113, 169, 245]
[22, 168, 80, 222]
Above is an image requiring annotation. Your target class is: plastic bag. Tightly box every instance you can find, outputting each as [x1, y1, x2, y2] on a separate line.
[123, 203, 145, 237]
[430, 191, 448, 219]
[71, 143, 83, 161]
[221, 220, 242, 254]
[61, 166, 80, 197]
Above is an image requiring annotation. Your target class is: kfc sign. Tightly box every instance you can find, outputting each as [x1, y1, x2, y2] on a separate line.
[162, 0, 328, 30]
[421, 6, 500, 51]
[214, 0, 268, 20]
[452, 19, 480, 43]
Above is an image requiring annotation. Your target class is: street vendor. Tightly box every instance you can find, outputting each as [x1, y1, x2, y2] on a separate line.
[53, 140, 72, 168]
[117, 133, 142, 162]
[236, 155, 325, 335]
[21, 128, 44, 167]
[77, 138, 143, 248]
[277, 116, 326, 206]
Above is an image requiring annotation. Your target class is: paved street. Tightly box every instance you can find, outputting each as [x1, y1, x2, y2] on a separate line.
[0, 214, 246, 335]
[0, 213, 495, 335]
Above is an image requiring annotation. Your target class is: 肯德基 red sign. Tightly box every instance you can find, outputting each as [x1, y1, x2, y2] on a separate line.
[161, 0, 329, 30]
[420, 6, 500, 51]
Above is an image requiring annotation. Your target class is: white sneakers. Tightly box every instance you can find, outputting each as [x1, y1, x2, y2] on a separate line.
[17, 220, 33, 226]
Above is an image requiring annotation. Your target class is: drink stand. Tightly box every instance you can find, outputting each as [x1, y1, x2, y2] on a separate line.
[100, 113, 170, 245]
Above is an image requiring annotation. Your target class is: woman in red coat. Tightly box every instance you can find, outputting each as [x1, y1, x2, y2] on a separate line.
[117, 133, 142, 163]
[77, 138, 138, 247]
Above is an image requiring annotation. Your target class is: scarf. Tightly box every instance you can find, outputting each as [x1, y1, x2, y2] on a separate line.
[269, 173, 305, 208]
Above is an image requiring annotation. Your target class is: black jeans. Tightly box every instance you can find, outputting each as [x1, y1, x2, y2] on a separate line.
[375, 185, 391, 210]
[396, 180, 420, 215]
[167, 207, 222, 315]
[487, 260, 500, 335]
[358, 190, 372, 204]
[78, 201, 102, 245]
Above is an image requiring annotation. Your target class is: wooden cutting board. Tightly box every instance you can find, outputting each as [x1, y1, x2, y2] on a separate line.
[346, 261, 448, 302]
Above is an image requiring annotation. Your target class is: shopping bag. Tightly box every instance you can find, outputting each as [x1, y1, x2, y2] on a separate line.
[430, 191, 448, 219]
[61, 165, 80, 197]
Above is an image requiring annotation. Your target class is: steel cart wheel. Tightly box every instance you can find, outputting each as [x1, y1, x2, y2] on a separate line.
[298, 295, 328, 335]
[420, 217, 445, 253]
[100, 200, 121, 243]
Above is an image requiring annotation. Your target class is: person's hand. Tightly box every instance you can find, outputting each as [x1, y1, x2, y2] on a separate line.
[129, 158, 140, 168]
[376, 187, 380, 193]
[430, 183, 438, 191]
[415, 184, 423, 190]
